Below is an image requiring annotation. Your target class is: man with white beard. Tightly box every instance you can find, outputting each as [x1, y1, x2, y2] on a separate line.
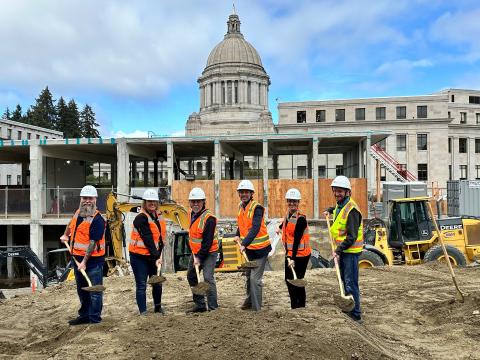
[60, 185, 106, 325]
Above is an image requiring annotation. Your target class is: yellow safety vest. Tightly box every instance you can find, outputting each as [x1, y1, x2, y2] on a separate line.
[330, 198, 363, 254]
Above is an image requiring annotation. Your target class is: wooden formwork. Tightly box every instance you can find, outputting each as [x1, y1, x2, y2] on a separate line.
[220, 180, 264, 218]
[171, 180, 215, 213]
[267, 179, 314, 218]
[318, 178, 368, 217]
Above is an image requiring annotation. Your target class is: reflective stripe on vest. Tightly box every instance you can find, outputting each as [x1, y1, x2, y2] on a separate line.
[330, 199, 363, 253]
[129, 209, 165, 256]
[237, 200, 271, 250]
[188, 209, 218, 254]
[68, 210, 105, 257]
[281, 211, 311, 257]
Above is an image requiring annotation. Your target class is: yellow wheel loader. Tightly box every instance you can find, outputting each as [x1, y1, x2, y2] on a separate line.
[360, 197, 480, 268]
[104, 192, 244, 274]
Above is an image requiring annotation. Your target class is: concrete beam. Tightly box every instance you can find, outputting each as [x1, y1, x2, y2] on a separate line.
[219, 142, 243, 160]
[42, 147, 114, 163]
[127, 144, 157, 159]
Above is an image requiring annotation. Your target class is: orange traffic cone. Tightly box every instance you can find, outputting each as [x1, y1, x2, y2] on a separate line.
[31, 274, 37, 293]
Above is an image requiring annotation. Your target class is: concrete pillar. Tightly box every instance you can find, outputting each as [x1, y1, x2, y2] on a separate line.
[30, 223, 43, 273]
[366, 133, 372, 193]
[273, 155, 279, 179]
[167, 142, 174, 186]
[30, 144, 43, 219]
[214, 140, 221, 217]
[262, 139, 269, 218]
[312, 137, 319, 219]
[116, 139, 129, 198]
[6, 225, 13, 278]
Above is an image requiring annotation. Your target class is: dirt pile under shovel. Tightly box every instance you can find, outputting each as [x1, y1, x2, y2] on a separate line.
[0, 264, 479, 360]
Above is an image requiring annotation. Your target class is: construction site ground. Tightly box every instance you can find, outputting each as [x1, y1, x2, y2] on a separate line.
[0, 262, 479, 360]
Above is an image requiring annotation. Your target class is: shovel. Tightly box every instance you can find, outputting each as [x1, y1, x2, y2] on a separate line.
[235, 238, 258, 270]
[287, 263, 307, 288]
[191, 262, 210, 296]
[427, 202, 465, 303]
[325, 215, 355, 312]
[62, 242, 106, 293]
[148, 252, 166, 285]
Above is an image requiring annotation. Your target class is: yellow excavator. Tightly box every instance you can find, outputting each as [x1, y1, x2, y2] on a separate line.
[359, 197, 480, 267]
[104, 192, 244, 274]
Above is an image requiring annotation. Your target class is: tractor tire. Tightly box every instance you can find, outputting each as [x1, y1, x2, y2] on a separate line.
[358, 250, 384, 268]
[423, 244, 467, 267]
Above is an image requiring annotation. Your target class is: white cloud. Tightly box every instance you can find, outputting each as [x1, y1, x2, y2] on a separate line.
[375, 59, 433, 75]
[111, 130, 149, 138]
[170, 130, 185, 137]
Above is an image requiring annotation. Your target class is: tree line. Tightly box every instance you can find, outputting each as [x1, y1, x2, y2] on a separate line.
[1, 86, 100, 138]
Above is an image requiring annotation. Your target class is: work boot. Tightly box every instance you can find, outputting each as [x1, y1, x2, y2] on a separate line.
[347, 313, 363, 324]
[154, 305, 165, 315]
[185, 306, 207, 314]
[68, 317, 90, 326]
[240, 303, 252, 310]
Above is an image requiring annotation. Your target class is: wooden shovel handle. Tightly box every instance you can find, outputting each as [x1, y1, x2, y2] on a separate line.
[235, 238, 251, 262]
[62, 241, 93, 288]
[325, 215, 348, 298]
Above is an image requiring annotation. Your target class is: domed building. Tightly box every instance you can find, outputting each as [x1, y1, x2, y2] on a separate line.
[186, 12, 275, 135]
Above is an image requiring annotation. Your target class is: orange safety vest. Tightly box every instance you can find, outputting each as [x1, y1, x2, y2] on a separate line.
[189, 209, 219, 254]
[330, 198, 364, 254]
[129, 209, 166, 256]
[68, 210, 105, 257]
[281, 211, 311, 257]
[237, 200, 271, 250]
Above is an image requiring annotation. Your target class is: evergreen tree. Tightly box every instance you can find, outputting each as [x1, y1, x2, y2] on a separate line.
[65, 99, 82, 138]
[2, 107, 11, 120]
[23, 109, 33, 125]
[11, 104, 23, 122]
[29, 86, 57, 129]
[55, 97, 69, 137]
[80, 104, 100, 138]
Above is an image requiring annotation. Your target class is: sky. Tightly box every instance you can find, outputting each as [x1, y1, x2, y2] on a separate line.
[0, 0, 479, 138]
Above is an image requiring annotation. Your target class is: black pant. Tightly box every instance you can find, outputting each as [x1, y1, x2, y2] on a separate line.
[285, 255, 310, 309]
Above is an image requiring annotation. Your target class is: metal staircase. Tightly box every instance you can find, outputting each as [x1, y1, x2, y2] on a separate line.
[370, 144, 417, 182]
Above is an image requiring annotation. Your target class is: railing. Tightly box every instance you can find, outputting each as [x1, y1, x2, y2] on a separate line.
[0, 188, 30, 218]
[371, 144, 417, 182]
[44, 187, 115, 217]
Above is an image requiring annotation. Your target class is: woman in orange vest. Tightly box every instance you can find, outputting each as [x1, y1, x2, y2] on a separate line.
[235, 180, 271, 311]
[186, 187, 219, 313]
[129, 189, 166, 315]
[278, 188, 311, 309]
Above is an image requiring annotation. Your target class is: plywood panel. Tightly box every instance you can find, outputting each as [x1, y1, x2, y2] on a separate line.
[268, 179, 314, 218]
[172, 180, 215, 213]
[220, 180, 264, 218]
[318, 178, 368, 217]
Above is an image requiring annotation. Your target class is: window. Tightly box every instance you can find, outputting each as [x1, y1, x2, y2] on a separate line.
[318, 165, 326, 178]
[448, 111, 451, 119]
[234, 81, 238, 104]
[221, 81, 225, 104]
[460, 112, 467, 124]
[459, 138, 467, 153]
[296, 111, 306, 123]
[418, 164, 428, 181]
[380, 165, 386, 181]
[335, 165, 344, 176]
[355, 108, 365, 120]
[396, 134, 406, 151]
[476, 113, 480, 124]
[36, 134, 40, 139]
[476, 139, 480, 153]
[227, 80, 232, 104]
[335, 109, 345, 121]
[460, 165, 468, 180]
[376, 107, 386, 120]
[6, 175, 11, 185]
[44, 136, 48, 139]
[476, 165, 480, 180]
[396, 106, 406, 119]
[417, 133, 427, 150]
[469, 96, 480, 104]
[417, 105, 427, 119]
[27, 132, 31, 140]
[451, 94, 455, 102]
[449, 165, 452, 180]
[16, 175, 21, 185]
[448, 138, 452, 153]
[297, 166, 306, 178]
[17, 131, 22, 140]
[378, 139, 386, 151]
[7, 129, 12, 139]
[316, 110, 326, 122]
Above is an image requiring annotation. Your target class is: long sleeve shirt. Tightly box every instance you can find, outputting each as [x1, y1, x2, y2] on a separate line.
[326, 197, 362, 255]
[132, 212, 163, 260]
[73, 213, 105, 265]
[236, 203, 272, 260]
[279, 214, 307, 260]
[190, 208, 216, 262]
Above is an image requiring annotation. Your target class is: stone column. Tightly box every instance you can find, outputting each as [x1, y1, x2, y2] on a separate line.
[116, 139, 129, 198]
[214, 140, 221, 217]
[312, 137, 319, 219]
[167, 141, 174, 186]
[262, 139, 269, 218]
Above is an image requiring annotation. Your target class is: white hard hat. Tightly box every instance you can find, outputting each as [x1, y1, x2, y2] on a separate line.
[285, 188, 301, 200]
[143, 189, 159, 201]
[80, 185, 98, 197]
[189, 187, 206, 200]
[237, 179, 255, 192]
[331, 176, 351, 190]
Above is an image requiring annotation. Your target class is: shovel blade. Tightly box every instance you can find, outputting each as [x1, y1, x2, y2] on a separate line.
[287, 279, 307, 288]
[333, 294, 355, 312]
[148, 275, 167, 285]
[82, 285, 106, 292]
[191, 282, 210, 295]
[237, 261, 258, 270]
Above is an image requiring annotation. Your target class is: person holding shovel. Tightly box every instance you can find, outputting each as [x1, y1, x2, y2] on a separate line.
[323, 176, 363, 323]
[60, 185, 106, 325]
[235, 180, 271, 311]
[186, 187, 219, 313]
[277, 188, 311, 309]
[129, 189, 166, 315]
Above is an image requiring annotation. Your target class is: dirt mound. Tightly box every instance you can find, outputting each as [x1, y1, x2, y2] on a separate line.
[1, 265, 479, 359]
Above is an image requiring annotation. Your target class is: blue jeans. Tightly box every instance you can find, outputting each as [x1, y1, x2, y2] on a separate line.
[339, 252, 361, 318]
[187, 253, 218, 310]
[130, 252, 162, 314]
[73, 257, 104, 323]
